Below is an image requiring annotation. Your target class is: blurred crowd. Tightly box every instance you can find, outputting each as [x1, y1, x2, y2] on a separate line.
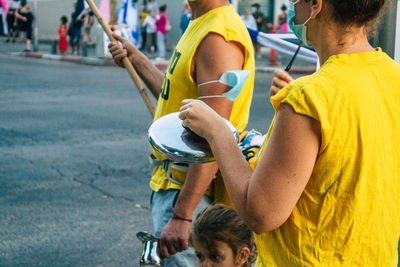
[139, 0, 170, 61]
[240, 3, 288, 58]
[2, 0, 34, 52]
[63, 1, 94, 56]
[0, 0, 286, 59]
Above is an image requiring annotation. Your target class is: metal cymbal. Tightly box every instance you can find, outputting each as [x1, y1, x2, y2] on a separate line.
[148, 112, 239, 163]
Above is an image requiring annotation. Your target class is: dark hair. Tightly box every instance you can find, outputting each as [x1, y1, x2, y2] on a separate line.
[190, 204, 257, 267]
[252, 3, 260, 9]
[281, 4, 287, 11]
[61, 15, 68, 25]
[20, 0, 27, 7]
[159, 4, 167, 12]
[323, 0, 386, 27]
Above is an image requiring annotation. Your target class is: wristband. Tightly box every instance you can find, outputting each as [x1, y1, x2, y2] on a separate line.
[172, 213, 192, 223]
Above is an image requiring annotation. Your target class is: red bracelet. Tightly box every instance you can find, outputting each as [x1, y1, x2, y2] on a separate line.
[172, 213, 192, 223]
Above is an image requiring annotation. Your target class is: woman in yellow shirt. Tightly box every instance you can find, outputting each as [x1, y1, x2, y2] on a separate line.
[178, 0, 400, 265]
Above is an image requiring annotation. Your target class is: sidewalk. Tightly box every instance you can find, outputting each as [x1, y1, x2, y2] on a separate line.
[0, 36, 316, 74]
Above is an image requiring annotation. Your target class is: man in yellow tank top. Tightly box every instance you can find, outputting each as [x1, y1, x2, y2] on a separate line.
[108, 0, 255, 265]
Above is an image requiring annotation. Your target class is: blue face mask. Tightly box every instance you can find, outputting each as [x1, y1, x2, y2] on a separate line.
[288, 0, 313, 47]
[198, 70, 251, 102]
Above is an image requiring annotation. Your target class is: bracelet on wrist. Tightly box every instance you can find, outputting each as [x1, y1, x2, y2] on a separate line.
[172, 213, 192, 223]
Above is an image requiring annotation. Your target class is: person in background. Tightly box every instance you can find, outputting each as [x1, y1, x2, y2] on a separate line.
[147, 0, 158, 13]
[179, 1, 191, 35]
[14, 0, 25, 43]
[139, 4, 149, 51]
[69, 3, 84, 55]
[277, 4, 287, 33]
[5, 0, 19, 42]
[190, 204, 257, 267]
[0, 1, 4, 36]
[82, 9, 94, 46]
[155, 4, 167, 60]
[142, 8, 157, 57]
[240, 8, 257, 31]
[58, 15, 68, 55]
[265, 22, 274, 33]
[14, 2, 33, 52]
[251, 3, 263, 58]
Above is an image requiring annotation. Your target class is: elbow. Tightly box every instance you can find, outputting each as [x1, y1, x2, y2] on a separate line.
[251, 219, 287, 235]
[244, 208, 291, 234]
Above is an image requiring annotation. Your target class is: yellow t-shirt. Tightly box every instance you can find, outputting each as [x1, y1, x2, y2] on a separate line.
[150, 5, 255, 198]
[255, 49, 400, 266]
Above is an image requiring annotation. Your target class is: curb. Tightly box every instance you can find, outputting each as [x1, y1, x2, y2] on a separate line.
[11, 51, 315, 74]
[12, 51, 171, 71]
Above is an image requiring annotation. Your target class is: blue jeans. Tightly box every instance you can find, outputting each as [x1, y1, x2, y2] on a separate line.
[150, 189, 212, 267]
[156, 31, 165, 58]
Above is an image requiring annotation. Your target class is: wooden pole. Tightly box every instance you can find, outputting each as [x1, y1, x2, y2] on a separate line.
[85, 0, 156, 116]
[109, 0, 117, 25]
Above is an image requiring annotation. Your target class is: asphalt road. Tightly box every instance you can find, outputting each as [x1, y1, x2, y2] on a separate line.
[0, 53, 276, 266]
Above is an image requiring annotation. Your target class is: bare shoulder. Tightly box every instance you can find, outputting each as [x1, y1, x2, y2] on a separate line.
[198, 32, 244, 65]
[193, 32, 245, 81]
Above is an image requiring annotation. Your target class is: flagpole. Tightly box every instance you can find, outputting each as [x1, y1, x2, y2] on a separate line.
[85, 0, 156, 117]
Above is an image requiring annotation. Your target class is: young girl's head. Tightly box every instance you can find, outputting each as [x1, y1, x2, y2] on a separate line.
[190, 204, 256, 267]
[60, 15, 68, 26]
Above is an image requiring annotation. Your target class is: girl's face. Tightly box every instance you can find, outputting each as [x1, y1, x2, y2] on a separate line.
[192, 238, 248, 267]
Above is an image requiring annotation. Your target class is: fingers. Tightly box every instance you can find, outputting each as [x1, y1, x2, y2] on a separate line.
[274, 69, 293, 83]
[270, 85, 281, 97]
[179, 99, 197, 120]
[159, 239, 178, 259]
[108, 41, 122, 53]
[112, 32, 126, 43]
[111, 49, 127, 60]
[270, 69, 293, 97]
[272, 76, 289, 90]
[181, 99, 195, 106]
[107, 41, 127, 67]
[180, 238, 189, 251]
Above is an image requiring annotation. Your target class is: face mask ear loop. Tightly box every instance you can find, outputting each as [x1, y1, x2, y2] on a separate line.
[303, 15, 312, 26]
[197, 80, 225, 99]
[197, 80, 231, 99]
[302, 13, 313, 46]
[197, 80, 219, 87]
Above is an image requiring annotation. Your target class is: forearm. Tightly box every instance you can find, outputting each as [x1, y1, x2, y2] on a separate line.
[129, 49, 164, 99]
[172, 162, 218, 218]
[207, 127, 257, 228]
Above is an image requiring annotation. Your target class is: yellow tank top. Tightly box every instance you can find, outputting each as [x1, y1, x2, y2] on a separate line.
[150, 5, 255, 197]
[254, 49, 400, 266]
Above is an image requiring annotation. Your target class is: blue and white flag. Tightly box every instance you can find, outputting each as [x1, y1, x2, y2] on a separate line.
[247, 28, 318, 64]
[117, 0, 139, 46]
